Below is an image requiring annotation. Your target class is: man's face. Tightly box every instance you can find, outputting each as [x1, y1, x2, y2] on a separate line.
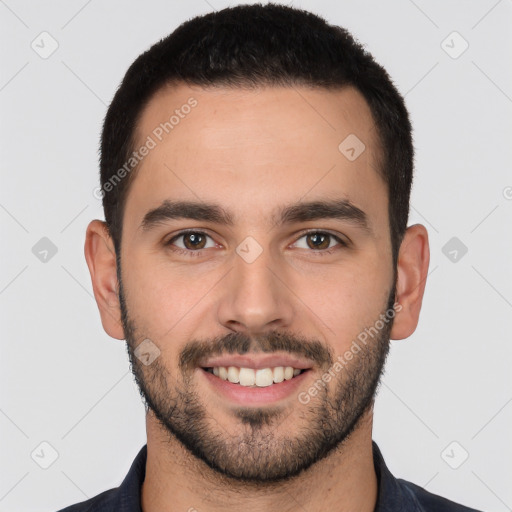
[118, 84, 396, 482]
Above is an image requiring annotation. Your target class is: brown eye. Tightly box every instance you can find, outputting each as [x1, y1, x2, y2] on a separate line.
[182, 232, 207, 250]
[306, 232, 331, 250]
[292, 231, 347, 254]
[167, 230, 216, 253]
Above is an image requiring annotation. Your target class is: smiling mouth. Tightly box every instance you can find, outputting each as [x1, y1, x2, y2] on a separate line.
[202, 366, 309, 388]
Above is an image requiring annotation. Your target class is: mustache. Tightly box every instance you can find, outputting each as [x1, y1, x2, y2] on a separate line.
[179, 330, 333, 372]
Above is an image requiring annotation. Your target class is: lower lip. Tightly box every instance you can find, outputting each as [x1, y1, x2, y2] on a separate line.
[199, 368, 311, 405]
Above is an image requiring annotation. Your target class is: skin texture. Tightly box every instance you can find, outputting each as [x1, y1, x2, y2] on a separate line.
[84, 84, 430, 512]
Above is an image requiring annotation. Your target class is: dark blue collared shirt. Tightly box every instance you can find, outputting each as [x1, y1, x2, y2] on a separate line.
[55, 441, 482, 511]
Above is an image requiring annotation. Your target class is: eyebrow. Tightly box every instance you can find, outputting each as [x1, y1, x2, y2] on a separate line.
[140, 198, 371, 233]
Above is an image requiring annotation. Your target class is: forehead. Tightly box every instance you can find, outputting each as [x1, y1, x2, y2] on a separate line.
[125, 83, 386, 232]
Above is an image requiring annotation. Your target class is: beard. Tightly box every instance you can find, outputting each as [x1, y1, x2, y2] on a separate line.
[118, 266, 395, 485]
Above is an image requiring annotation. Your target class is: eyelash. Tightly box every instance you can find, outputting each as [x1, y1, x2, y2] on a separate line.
[165, 229, 348, 258]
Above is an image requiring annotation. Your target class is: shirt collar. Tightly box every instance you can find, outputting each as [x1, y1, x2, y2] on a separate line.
[372, 441, 424, 511]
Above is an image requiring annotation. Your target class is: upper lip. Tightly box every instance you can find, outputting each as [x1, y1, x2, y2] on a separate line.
[199, 354, 314, 370]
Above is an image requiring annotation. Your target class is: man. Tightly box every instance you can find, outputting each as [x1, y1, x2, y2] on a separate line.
[57, 3, 481, 511]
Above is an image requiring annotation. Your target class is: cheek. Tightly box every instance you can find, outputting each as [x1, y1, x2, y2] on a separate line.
[295, 258, 391, 351]
[122, 253, 219, 335]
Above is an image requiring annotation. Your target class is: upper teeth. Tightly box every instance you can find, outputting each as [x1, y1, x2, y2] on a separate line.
[211, 366, 302, 387]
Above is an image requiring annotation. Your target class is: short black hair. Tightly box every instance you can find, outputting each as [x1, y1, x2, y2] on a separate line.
[99, 2, 413, 265]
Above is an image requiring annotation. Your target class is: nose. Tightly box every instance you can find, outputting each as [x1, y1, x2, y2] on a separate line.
[216, 240, 295, 335]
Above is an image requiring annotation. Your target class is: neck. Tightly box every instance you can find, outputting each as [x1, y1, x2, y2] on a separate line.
[141, 407, 378, 512]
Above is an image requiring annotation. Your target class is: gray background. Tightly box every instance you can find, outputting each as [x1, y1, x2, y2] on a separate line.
[1, 0, 511, 511]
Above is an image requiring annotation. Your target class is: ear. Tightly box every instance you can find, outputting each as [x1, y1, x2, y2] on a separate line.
[390, 224, 430, 340]
[84, 220, 125, 340]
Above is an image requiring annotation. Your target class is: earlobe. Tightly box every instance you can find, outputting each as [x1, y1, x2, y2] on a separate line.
[390, 224, 430, 340]
[84, 220, 125, 340]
